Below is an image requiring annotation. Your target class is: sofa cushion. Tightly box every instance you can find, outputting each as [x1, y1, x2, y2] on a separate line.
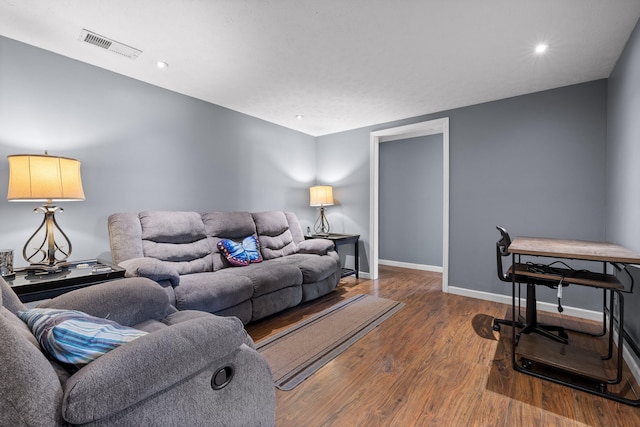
[202, 211, 257, 238]
[174, 271, 254, 313]
[271, 254, 339, 283]
[217, 236, 263, 267]
[226, 261, 302, 297]
[17, 308, 147, 366]
[139, 211, 213, 274]
[202, 211, 258, 271]
[140, 211, 205, 243]
[252, 211, 297, 260]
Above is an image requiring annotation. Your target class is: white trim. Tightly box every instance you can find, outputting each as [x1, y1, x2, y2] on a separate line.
[369, 117, 450, 294]
[379, 259, 443, 273]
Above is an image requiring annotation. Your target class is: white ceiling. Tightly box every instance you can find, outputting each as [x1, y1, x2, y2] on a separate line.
[1, 1, 640, 137]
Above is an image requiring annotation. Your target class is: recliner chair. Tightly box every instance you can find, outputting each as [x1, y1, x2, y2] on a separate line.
[0, 276, 276, 426]
[492, 225, 568, 344]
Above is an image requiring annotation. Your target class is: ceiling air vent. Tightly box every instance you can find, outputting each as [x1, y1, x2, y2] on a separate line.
[78, 29, 142, 60]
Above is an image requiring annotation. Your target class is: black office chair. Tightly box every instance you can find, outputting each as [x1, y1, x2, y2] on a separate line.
[492, 225, 569, 344]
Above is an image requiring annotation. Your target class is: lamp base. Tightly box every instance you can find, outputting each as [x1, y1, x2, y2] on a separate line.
[313, 206, 331, 235]
[23, 204, 73, 267]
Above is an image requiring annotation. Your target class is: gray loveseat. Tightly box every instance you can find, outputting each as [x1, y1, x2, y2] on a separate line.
[0, 276, 275, 426]
[108, 210, 341, 324]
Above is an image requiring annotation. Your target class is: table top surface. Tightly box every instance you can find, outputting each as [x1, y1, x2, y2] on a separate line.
[8, 259, 124, 289]
[309, 233, 360, 240]
[509, 236, 640, 264]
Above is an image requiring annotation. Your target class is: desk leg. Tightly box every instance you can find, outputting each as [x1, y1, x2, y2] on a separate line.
[354, 240, 359, 279]
[512, 253, 518, 369]
[604, 289, 615, 361]
[609, 290, 624, 385]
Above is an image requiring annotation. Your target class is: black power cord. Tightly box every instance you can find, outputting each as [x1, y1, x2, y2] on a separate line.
[525, 261, 589, 313]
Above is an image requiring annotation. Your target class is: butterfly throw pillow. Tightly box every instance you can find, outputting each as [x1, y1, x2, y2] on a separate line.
[217, 235, 263, 267]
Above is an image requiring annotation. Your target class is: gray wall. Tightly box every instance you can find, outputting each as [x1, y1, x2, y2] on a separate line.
[607, 19, 640, 345]
[379, 134, 443, 266]
[0, 36, 317, 267]
[318, 79, 608, 310]
[0, 32, 617, 315]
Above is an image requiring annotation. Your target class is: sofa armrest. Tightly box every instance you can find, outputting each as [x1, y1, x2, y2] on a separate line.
[120, 257, 180, 287]
[297, 238, 335, 255]
[61, 315, 263, 424]
[37, 277, 176, 327]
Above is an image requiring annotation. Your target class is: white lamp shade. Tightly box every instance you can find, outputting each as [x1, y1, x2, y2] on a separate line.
[309, 185, 334, 206]
[7, 154, 85, 202]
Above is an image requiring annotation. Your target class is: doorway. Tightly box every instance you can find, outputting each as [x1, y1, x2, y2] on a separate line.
[369, 117, 449, 291]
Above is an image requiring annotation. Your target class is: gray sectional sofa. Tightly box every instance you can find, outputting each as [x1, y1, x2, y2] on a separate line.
[108, 210, 341, 324]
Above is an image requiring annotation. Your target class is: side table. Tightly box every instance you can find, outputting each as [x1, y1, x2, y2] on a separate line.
[7, 259, 126, 303]
[307, 233, 360, 278]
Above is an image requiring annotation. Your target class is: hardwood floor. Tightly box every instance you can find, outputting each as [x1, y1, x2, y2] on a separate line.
[246, 265, 640, 427]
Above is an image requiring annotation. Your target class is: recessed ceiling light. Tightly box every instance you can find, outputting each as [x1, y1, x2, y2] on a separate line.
[535, 43, 548, 54]
[156, 61, 169, 69]
[296, 114, 304, 119]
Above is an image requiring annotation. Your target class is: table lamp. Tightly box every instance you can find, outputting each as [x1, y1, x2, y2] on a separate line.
[7, 152, 85, 271]
[309, 185, 334, 235]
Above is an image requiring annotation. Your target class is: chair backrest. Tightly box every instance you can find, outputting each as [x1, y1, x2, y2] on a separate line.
[0, 277, 66, 425]
[496, 225, 512, 282]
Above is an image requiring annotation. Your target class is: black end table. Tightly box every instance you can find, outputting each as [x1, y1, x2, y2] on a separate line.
[7, 259, 126, 303]
[307, 233, 360, 278]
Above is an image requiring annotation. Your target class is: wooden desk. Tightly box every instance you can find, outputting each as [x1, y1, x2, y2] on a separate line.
[509, 237, 640, 264]
[507, 237, 640, 406]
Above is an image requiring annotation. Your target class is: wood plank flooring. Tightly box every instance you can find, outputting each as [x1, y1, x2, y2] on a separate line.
[246, 265, 640, 426]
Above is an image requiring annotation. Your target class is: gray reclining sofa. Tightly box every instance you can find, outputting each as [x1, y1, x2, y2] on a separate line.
[108, 210, 341, 324]
[0, 276, 275, 426]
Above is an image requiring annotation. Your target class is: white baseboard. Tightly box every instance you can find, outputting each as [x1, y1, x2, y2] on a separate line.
[379, 259, 443, 273]
[447, 286, 603, 321]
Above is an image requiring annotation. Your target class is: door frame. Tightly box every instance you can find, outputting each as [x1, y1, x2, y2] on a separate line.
[369, 117, 450, 292]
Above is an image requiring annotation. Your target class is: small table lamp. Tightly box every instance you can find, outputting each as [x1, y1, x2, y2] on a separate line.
[7, 153, 85, 271]
[309, 185, 334, 235]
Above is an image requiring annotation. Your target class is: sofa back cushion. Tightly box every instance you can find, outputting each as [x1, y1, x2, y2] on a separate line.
[252, 211, 297, 260]
[139, 211, 213, 275]
[202, 211, 259, 271]
[284, 211, 306, 244]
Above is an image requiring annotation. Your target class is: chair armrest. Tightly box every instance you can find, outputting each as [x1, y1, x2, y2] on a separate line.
[37, 277, 176, 327]
[61, 315, 253, 424]
[297, 239, 335, 255]
[120, 257, 180, 286]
